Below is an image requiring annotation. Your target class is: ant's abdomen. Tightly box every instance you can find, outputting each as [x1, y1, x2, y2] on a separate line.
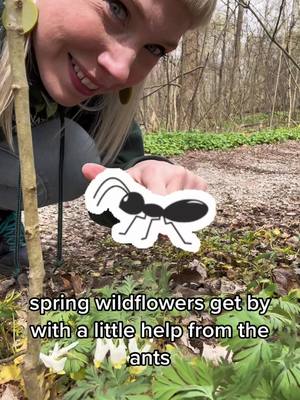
[164, 200, 208, 222]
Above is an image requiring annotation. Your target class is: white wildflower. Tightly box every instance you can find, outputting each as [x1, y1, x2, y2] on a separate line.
[128, 337, 152, 354]
[40, 341, 78, 374]
[128, 337, 153, 375]
[107, 338, 127, 369]
[94, 338, 110, 368]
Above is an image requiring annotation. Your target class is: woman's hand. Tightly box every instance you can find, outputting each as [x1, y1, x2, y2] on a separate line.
[82, 160, 207, 195]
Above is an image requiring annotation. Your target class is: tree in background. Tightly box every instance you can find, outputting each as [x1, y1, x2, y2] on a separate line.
[139, 0, 300, 133]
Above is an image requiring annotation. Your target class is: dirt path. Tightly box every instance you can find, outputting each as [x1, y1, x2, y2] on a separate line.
[33, 140, 299, 281]
[172, 140, 300, 232]
[1, 140, 298, 297]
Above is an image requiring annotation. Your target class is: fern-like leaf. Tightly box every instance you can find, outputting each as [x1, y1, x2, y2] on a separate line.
[153, 357, 214, 400]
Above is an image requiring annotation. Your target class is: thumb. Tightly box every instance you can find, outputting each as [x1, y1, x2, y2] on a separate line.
[82, 163, 106, 181]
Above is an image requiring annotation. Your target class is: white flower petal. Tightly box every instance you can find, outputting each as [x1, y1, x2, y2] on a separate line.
[40, 353, 67, 373]
[94, 338, 110, 366]
[108, 339, 127, 368]
[141, 343, 152, 353]
[128, 337, 152, 354]
[40, 341, 78, 374]
[106, 338, 116, 350]
[54, 341, 79, 358]
[51, 343, 60, 356]
[128, 337, 139, 353]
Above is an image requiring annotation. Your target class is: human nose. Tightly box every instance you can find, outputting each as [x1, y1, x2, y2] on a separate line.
[97, 43, 137, 86]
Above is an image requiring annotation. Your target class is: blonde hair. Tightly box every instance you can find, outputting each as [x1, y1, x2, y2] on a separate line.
[0, 0, 216, 164]
[180, 0, 217, 29]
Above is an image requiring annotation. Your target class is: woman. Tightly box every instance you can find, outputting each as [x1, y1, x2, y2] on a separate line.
[0, 0, 216, 276]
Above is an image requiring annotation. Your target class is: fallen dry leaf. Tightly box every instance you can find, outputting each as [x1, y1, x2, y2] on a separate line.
[0, 278, 16, 299]
[0, 384, 20, 400]
[178, 330, 201, 355]
[189, 259, 208, 280]
[272, 268, 300, 295]
[0, 364, 21, 385]
[70, 272, 84, 296]
[201, 342, 232, 365]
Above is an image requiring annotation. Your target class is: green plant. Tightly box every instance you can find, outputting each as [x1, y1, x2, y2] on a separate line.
[144, 128, 300, 156]
[63, 362, 153, 400]
[40, 265, 186, 375]
[0, 291, 24, 358]
[154, 292, 300, 400]
[38, 266, 300, 400]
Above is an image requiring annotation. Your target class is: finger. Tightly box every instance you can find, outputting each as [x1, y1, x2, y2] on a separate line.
[82, 163, 106, 181]
[180, 175, 208, 191]
[192, 176, 208, 191]
[126, 167, 143, 185]
[141, 173, 168, 195]
[179, 175, 208, 191]
[165, 178, 181, 193]
[165, 167, 188, 193]
[166, 172, 208, 192]
[147, 182, 168, 195]
[129, 166, 169, 195]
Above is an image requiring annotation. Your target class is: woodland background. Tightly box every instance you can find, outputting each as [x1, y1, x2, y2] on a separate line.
[0, 1, 299, 399]
[138, 0, 300, 133]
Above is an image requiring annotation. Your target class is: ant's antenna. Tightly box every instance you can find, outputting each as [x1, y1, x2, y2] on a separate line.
[93, 177, 130, 206]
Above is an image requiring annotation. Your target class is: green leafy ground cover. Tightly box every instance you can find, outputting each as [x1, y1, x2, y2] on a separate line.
[95, 227, 299, 288]
[1, 227, 299, 399]
[144, 127, 300, 156]
[1, 268, 299, 399]
[54, 284, 300, 400]
[1, 129, 299, 398]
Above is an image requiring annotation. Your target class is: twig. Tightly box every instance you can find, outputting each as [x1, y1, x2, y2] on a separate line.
[142, 64, 207, 99]
[0, 350, 26, 365]
[237, 0, 300, 72]
[5, 1, 45, 399]
[272, 0, 286, 41]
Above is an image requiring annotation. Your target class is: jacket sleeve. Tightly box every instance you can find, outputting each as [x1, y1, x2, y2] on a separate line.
[89, 120, 173, 228]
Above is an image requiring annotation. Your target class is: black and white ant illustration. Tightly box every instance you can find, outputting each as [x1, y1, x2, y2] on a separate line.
[85, 169, 216, 252]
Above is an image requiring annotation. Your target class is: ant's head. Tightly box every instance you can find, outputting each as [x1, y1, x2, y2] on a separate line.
[120, 192, 144, 215]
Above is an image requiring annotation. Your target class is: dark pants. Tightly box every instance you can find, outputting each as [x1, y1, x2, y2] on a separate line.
[0, 118, 100, 210]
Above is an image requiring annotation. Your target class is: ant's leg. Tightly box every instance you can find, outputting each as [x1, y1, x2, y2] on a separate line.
[165, 220, 192, 245]
[118, 214, 146, 235]
[141, 217, 160, 240]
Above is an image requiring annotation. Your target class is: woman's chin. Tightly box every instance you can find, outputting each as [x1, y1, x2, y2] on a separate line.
[47, 89, 86, 107]
[55, 97, 83, 107]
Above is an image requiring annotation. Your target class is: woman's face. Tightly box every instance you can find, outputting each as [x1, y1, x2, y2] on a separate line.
[33, 0, 191, 106]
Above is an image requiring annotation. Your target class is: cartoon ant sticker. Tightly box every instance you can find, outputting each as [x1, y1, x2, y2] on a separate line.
[85, 169, 216, 252]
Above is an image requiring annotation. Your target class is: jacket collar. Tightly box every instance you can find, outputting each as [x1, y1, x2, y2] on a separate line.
[28, 46, 59, 126]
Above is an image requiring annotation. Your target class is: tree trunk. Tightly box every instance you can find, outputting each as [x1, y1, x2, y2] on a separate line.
[5, 0, 45, 399]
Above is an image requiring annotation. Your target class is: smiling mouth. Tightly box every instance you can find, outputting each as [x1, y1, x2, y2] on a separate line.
[68, 53, 101, 96]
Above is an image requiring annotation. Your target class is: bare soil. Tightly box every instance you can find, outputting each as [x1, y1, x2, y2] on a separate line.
[1, 141, 299, 399]
[1, 140, 299, 295]
[172, 140, 300, 232]
[31, 140, 297, 292]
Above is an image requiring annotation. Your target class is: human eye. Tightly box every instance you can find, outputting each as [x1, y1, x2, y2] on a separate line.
[145, 44, 167, 58]
[107, 0, 128, 21]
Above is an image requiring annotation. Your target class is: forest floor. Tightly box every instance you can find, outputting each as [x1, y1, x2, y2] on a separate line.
[0, 140, 299, 297]
[0, 140, 299, 400]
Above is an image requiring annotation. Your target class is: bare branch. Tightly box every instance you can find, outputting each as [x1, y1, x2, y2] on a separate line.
[237, 0, 300, 72]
